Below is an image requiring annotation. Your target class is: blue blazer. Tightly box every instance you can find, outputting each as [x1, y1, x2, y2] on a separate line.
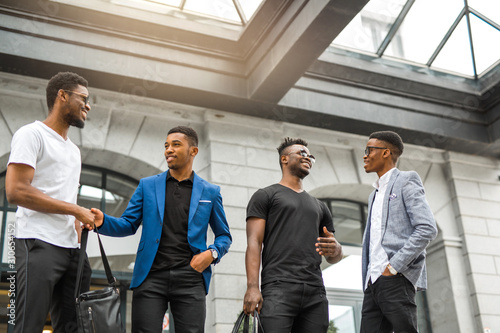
[98, 170, 232, 294]
[361, 169, 437, 291]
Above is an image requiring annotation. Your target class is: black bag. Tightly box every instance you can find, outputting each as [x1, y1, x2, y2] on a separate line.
[232, 310, 265, 333]
[74, 228, 125, 333]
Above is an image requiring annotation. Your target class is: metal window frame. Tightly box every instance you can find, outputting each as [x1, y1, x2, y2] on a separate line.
[319, 198, 367, 247]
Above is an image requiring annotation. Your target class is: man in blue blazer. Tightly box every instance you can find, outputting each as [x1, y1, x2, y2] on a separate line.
[361, 131, 437, 333]
[90, 126, 232, 333]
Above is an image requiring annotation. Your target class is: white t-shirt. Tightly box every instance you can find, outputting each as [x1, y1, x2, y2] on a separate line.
[8, 121, 81, 248]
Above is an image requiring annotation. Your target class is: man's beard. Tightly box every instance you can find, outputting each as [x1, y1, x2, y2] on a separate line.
[289, 163, 309, 179]
[64, 110, 85, 129]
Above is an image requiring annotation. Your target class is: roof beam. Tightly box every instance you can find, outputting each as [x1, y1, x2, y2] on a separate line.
[247, 0, 369, 103]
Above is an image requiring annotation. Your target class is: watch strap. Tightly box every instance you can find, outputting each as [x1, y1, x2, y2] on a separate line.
[210, 249, 218, 264]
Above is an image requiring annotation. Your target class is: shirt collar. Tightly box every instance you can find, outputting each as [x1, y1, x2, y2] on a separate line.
[372, 167, 396, 190]
[166, 170, 194, 183]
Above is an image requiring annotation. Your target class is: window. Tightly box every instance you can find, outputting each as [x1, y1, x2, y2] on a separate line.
[320, 199, 367, 247]
[331, 0, 500, 78]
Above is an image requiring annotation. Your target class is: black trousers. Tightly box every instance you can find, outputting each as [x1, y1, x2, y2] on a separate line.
[131, 265, 206, 333]
[360, 274, 418, 333]
[13, 238, 92, 333]
[259, 281, 329, 333]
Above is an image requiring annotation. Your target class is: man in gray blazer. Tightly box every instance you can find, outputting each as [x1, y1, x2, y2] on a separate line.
[361, 131, 437, 333]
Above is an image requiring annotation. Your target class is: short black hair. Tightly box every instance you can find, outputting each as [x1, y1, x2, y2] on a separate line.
[46, 72, 88, 111]
[369, 131, 404, 161]
[277, 137, 308, 168]
[168, 126, 199, 147]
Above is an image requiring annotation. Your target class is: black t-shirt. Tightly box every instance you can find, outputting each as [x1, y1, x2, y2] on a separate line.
[246, 184, 334, 287]
[151, 172, 194, 271]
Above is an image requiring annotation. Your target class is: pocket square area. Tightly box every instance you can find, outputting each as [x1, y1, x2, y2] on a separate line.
[199, 200, 211, 203]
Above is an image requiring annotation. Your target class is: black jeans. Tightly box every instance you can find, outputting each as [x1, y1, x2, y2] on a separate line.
[14, 238, 91, 333]
[360, 274, 417, 333]
[132, 264, 206, 333]
[259, 280, 329, 333]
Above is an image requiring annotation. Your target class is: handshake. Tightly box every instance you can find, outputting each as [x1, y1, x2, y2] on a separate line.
[76, 207, 105, 231]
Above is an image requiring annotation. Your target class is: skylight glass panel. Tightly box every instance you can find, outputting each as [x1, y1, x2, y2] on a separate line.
[432, 17, 474, 77]
[112, 0, 178, 14]
[184, 0, 241, 23]
[468, 0, 500, 24]
[384, 0, 463, 63]
[239, 0, 263, 21]
[332, 0, 406, 53]
[147, 0, 181, 6]
[469, 14, 500, 75]
[327, 0, 500, 78]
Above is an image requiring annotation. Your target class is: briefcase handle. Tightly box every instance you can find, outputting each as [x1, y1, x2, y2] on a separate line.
[74, 228, 116, 299]
[232, 310, 265, 333]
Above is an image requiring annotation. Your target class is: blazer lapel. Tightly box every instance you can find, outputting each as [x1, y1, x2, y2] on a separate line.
[189, 172, 203, 224]
[155, 171, 167, 223]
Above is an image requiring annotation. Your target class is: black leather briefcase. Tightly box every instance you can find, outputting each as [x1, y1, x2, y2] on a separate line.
[75, 229, 125, 333]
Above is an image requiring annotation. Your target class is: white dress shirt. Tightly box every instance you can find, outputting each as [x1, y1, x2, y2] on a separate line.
[365, 168, 396, 289]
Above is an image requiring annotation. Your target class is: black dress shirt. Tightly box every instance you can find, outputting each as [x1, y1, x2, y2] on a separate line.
[151, 171, 194, 271]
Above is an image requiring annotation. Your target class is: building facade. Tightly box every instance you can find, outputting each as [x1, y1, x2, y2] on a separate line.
[0, 0, 499, 332]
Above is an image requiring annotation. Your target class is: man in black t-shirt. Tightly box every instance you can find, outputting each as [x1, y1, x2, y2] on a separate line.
[243, 137, 343, 332]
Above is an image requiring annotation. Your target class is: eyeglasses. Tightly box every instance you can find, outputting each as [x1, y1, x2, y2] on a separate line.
[63, 90, 90, 105]
[364, 146, 388, 156]
[288, 149, 316, 164]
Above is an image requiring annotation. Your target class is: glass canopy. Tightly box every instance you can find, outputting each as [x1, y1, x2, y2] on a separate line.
[114, 0, 264, 25]
[331, 0, 500, 78]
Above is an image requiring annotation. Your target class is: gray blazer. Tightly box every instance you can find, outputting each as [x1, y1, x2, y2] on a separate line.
[361, 169, 438, 291]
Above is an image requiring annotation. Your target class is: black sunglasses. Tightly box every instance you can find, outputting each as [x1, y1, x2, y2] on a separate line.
[364, 146, 388, 156]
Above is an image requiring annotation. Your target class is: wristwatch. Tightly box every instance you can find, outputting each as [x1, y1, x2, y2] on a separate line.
[210, 249, 218, 263]
[387, 264, 397, 275]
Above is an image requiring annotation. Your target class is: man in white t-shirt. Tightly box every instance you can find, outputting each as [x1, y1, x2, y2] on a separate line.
[6, 72, 95, 333]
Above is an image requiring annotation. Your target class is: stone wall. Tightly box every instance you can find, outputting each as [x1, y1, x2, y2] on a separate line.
[1, 72, 498, 332]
